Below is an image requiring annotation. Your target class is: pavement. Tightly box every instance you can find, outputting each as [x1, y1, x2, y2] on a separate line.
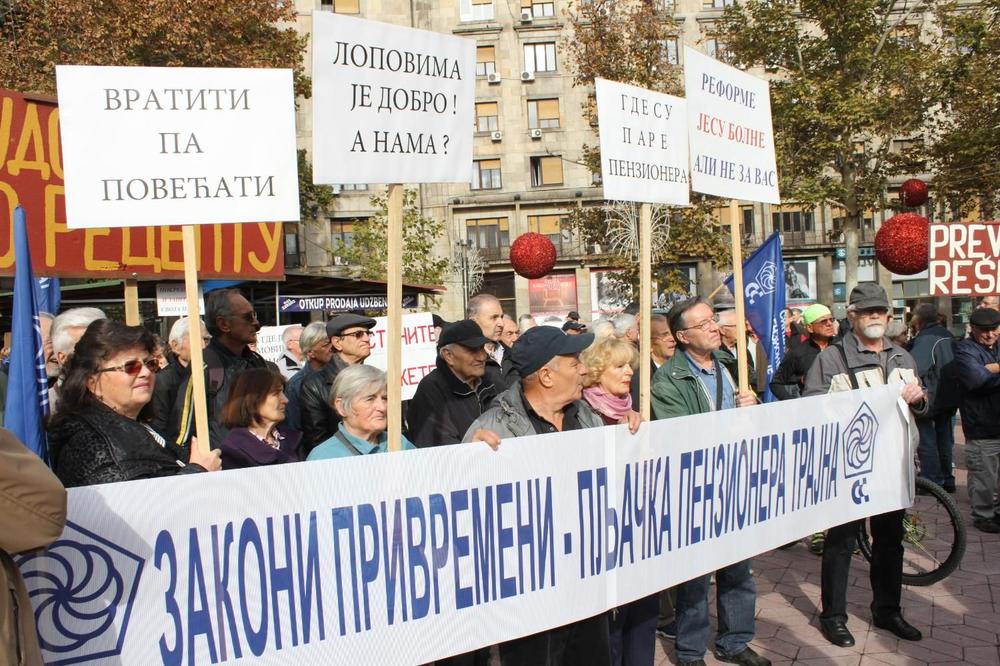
[654, 427, 1000, 666]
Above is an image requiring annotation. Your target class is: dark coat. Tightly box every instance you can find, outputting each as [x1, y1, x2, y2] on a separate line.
[150, 353, 189, 446]
[219, 425, 304, 470]
[408, 356, 501, 447]
[49, 405, 206, 488]
[770, 338, 824, 400]
[485, 341, 519, 390]
[299, 354, 349, 453]
[629, 358, 659, 407]
[954, 337, 1000, 439]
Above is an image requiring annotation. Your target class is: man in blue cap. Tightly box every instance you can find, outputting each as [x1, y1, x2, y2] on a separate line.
[463, 325, 610, 666]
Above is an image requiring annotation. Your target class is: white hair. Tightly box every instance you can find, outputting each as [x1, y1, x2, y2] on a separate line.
[590, 319, 614, 338]
[168, 317, 208, 345]
[51, 307, 106, 356]
[330, 365, 387, 416]
[282, 324, 303, 345]
[612, 313, 636, 338]
[299, 322, 328, 354]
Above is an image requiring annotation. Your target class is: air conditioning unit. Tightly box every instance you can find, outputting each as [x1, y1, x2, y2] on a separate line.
[520, 8, 533, 22]
[521, 71, 535, 82]
[487, 72, 501, 84]
[529, 128, 543, 139]
[491, 130, 503, 142]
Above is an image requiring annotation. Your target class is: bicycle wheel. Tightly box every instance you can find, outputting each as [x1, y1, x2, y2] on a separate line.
[857, 477, 966, 586]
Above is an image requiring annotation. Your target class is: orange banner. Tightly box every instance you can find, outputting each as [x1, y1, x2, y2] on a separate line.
[0, 88, 284, 279]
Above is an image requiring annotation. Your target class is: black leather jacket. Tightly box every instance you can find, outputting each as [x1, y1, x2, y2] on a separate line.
[298, 354, 349, 453]
[150, 353, 189, 446]
[49, 404, 206, 488]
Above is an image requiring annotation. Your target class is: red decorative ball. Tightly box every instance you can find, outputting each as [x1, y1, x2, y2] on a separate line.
[900, 178, 929, 207]
[875, 213, 930, 275]
[509, 232, 557, 279]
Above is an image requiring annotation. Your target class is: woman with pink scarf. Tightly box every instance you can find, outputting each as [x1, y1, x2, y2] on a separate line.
[580, 336, 654, 666]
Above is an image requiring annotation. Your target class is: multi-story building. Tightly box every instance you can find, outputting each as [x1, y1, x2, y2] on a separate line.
[291, 0, 947, 323]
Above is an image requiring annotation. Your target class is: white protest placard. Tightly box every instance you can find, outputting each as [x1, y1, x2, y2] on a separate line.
[311, 13, 475, 184]
[595, 78, 689, 205]
[18, 386, 913, 664]
[683, 47, 780, 204]
[55, 65, 300, 228]
[255, 324, 299, 364]
[155, 283, 205, 317]
[365, 312, 437, 399]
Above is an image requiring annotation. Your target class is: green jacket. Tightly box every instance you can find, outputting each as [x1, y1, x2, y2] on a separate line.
[651, 349, 739, 420]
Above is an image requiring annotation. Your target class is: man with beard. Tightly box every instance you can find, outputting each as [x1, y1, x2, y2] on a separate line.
[803, 283, 927, 647]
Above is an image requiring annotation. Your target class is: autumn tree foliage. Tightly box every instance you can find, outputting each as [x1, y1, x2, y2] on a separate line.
[0, 0, 308, 97]
[716, 0, 948, 292]
[564, 0, 730, 299]
[929, 0, 1000, 218]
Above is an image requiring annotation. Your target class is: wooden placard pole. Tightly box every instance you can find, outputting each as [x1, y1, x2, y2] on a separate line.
[728, 200, 750, 394]
[124, 279, 140, 325]
[386, 184, 403, 452]
[182, 225, 211, 454]
[639, 203, 652, 422]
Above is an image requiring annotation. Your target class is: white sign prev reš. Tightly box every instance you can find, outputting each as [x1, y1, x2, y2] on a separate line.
[311, 13, 475, 185]
[56, 66, 300, 228]
[683, 47, 780, 204]
[595, 78, 689, 206]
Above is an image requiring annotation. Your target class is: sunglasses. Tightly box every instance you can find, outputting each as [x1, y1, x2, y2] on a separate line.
[231, 311, 259, 323]
[337, 330, 372, 340]
[97, 358, 160, 377]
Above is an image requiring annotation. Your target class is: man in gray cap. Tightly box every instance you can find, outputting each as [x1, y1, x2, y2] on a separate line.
[803, 283, 927, 647]
[462, 325, 611, 666]
[298, 313, 376, 453]
[953, 306, 1000, 533]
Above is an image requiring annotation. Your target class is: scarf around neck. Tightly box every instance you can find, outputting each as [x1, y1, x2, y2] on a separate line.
[583, 386, 632, 421]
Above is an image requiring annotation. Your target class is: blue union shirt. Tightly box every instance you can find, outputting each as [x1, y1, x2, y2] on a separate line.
[685, 351, 735, 411]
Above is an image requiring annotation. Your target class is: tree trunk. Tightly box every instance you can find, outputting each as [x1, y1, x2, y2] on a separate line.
[843, 214, 860, 297]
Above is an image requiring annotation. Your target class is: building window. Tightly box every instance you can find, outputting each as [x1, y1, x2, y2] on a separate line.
[702, 0, 734, 8]
[472, 159, 502, 190]
[321, 0, 360, 13]
[705, 37, 727, 60]
[524, 42, 557, 74]
[476, 45, 497, 77]
[475, 102, 499, 132]
[522, 0, 555, 17]
[466, 217, 509, 259]
[742, 206, 754, 237]
[530, 155, 563, 187]
[341, 183, 368, 191]
[771, 209, 815, 233]
[662, 37, 679, 65]
[528, 214, 569, 251]
[283, 223, 300, 269]
[331, 220, 355, 248]
[461, 0, 495, 21]
[527, 98, 560, 129]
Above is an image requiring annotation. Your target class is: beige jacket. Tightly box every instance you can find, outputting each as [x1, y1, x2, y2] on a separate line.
[0, 429, 67, 665]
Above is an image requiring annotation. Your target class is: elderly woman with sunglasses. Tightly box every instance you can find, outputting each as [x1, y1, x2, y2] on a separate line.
[49, 319, 221, 488]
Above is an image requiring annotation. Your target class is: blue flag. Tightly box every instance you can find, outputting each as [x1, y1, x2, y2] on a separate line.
[36, 276, 61, 315]
[7, 206, 51, 461]
[724, 232, 786, 403]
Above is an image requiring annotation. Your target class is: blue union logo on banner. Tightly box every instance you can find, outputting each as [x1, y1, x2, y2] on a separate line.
[17, 521, 145, 665]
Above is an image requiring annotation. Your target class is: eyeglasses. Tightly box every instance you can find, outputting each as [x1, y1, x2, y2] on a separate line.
[811, 317, 835, 326]
[680, 315, 719, 332]
[337, 330, 371, 340]
[97, 358, 160, 377]
[231, 311, 258, 323]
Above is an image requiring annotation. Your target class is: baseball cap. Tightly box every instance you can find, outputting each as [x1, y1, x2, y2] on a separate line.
[970, 308, 1000, 329]
[802, 303, 833, 325]
[437, 319, 492, 349]
[326, 313, 377, 337]
[511, 326, 594, 376]
[849, 283, 890, 311]
[562, 321, 587, 332]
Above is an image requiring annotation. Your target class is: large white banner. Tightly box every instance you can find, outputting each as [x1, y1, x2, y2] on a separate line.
[312, 13, 475, 185]
[595, 78, 689, 206]
[18, 386, 912, 665]
[683, 47, 780, 204]
[56, 66, 300, 228]
[366, 312, 438, 400]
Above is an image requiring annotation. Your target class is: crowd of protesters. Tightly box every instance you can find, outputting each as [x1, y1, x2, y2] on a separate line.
[2, 283, 1000, 666]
